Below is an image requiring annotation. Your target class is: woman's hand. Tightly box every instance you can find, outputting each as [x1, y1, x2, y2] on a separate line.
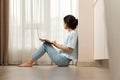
[51, 41, 72, 53]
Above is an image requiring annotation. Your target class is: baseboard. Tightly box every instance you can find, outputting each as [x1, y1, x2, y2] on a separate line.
[101, 59, 110, 68]
[77, 59, 110, 67]
[77, 61, 102, 67]
[1, 60, 109, 67]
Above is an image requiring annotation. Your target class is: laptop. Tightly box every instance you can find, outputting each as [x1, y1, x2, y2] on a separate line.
[36, 25, 52, 44]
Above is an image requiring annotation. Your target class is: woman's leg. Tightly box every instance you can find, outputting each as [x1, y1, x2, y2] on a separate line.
[19, 43, 46, 67]
[43, 43, 71, 66]
[19, 42, 71, 67]
[32, 42, 71, 66]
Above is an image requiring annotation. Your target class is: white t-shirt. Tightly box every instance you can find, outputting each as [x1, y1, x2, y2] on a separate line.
[60, 30, 78, 61]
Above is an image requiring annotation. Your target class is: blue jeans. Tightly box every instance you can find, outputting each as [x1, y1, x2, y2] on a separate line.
[32, 42, 71, 67]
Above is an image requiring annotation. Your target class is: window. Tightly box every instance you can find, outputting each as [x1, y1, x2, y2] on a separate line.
[9, 0, 79, 64]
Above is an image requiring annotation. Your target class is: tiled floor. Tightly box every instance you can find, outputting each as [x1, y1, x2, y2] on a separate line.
[0, 66, 111, 80]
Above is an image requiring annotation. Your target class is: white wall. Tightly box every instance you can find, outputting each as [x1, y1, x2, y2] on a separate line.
[78, 0, 94, 62]
[94, 0, 109, 60]
[104, 0, 120, 80]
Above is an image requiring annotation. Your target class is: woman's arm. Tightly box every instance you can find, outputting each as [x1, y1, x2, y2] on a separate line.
[51, 41, 72, 53]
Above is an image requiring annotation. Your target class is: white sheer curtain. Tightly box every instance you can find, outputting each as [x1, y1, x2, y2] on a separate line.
[9, 0, 79, 64]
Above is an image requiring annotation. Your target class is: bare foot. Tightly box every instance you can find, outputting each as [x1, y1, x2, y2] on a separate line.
[18, 59, 34, 67]
[18, 62, 33, 67]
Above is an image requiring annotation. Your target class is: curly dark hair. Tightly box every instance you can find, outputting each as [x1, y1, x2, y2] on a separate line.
[64, 15, 78, 30]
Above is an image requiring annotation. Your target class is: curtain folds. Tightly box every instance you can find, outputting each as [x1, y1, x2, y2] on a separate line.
[0, 0, 9, 65]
